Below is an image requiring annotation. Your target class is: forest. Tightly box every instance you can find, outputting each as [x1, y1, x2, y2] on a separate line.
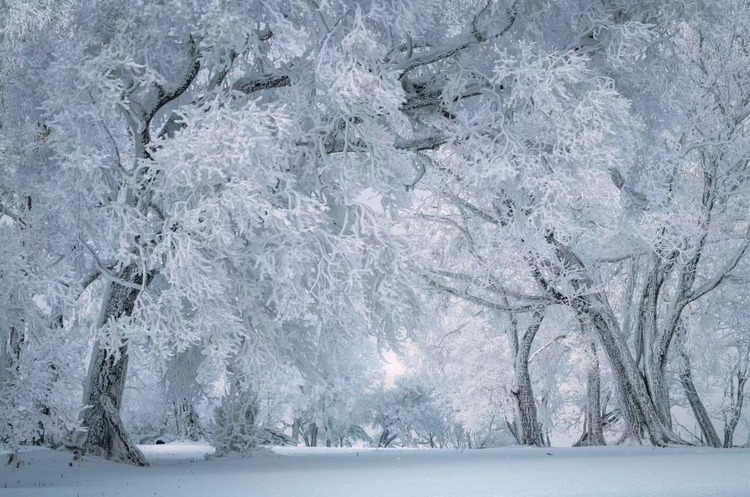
[1, 0, 750, 478]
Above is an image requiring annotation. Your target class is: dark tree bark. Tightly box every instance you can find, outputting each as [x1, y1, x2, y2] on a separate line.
[174, 399, 204, 441]
[0, 326, 24, 442]
[80, 264, 149, 466]
[376, 427, 398, 448]
[508, 312, 545, 446]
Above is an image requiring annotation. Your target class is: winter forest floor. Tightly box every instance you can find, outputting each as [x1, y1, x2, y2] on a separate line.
[1, 443, 749, 497]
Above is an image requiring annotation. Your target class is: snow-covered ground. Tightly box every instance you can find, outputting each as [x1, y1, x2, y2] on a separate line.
[2, 443, 749, 496]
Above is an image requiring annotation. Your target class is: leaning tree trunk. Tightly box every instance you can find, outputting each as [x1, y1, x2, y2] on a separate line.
[585, 302, 681, 445]
[536, 235, 683, 445]
[80, 264, 148, 466]
[677, 350, 721, 447]
[645, 356, 673, 430]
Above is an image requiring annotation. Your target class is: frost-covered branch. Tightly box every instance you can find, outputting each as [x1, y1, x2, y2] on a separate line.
[528, 335, 568, 363]
[426, 278, 540, 313]
[429, 269, 551, 303]
[396, 1, 518, 74]
[685, 234, 750, 304]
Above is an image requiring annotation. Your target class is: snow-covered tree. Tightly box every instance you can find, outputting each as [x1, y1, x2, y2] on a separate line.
[4, 0, 750, 460]
[1, 0, 422, 462]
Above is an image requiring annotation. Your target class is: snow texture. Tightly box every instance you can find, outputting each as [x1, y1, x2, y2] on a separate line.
[2, 443, 749, 496]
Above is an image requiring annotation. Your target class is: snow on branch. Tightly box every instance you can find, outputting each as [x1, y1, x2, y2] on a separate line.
[396, 1, 518, 75]
[426, 278, 541, 313]
[428, 269, 551, 304]
[685, 232, 750, 304]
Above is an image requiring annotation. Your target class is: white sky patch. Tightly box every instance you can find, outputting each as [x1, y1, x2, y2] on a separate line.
[383, 349, 406, 388]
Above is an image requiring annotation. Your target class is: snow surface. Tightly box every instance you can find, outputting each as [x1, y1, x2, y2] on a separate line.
[2, 443, 749, 496]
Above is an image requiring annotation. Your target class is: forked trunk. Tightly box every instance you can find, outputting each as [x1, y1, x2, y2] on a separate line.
[587, 305, 681, 445]
[536, 235, 683, 445]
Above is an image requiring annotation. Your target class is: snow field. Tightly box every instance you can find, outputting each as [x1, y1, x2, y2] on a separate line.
[2, 443, 749, 497]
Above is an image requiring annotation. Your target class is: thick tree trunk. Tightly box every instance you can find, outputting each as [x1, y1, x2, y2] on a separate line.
[645, 358, 672, 430]
[514, 361, 544, 446]
[636, 267, 673, 429]
[511, 314, 545, 446]
[677, 351, 721, 448]
[80, 265, 148, 466]
[534, 235, 683, 445]
[0, 326, 23, 442]
[632, 259, 677, 431]
[586, 305, 681, 445]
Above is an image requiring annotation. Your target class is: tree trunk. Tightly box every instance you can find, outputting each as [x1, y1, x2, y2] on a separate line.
[585, 340, 606, 446]
[634, 263, 674, 429]
[678, 350, 722, 448]
[305, 422, 318, 447]
[512, 314, 545, 446]
[80, 264, 148, 466]
[721, 364, 748, 448]
[174, 399, 203, 441]
[164, 346, 204, 441]
[292, 418, 302, 443]
[586, 304, 680, 445]
[645, 357, 672, 430]
[377, 427, 397, 448]
[532, 234, 683, 445]
[0, 326, 23, 442]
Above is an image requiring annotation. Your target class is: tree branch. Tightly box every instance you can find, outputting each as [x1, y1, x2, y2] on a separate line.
[79, 237, 146, 292]
[318, 134, 449, 154]
[232, 73, 291, 94]
[142, 36, 202, 147]
[685, 235, 750, 303]
[427, 278, 539, 312]
[448, 195, 500, 225]
[529, 335, 568, 363]
[396, 1, 517, 75]
[429, 268, 550, 303]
